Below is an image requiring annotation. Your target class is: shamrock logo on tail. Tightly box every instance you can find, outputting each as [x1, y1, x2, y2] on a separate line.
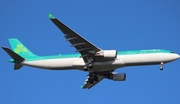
[14, 44, 28, 54]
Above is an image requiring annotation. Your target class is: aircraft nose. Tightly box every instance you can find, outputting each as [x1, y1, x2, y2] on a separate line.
[174, 53, 180, 59]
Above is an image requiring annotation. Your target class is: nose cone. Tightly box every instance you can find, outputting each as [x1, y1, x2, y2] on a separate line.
[174, 53, 180, 60]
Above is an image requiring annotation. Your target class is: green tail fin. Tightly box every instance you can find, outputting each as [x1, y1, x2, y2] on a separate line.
[8, 38, 38, 58]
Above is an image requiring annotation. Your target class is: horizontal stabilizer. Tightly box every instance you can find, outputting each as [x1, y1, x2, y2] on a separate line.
[14, 63, 23, 70]
[2, 47, 25, 62]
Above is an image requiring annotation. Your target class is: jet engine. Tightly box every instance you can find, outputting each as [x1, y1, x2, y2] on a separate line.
[95, 50, 117, 58]
[108, 73, 126, 81]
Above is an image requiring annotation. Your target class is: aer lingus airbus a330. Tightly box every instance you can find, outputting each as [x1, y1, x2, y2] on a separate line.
[2, 14, 180, 89]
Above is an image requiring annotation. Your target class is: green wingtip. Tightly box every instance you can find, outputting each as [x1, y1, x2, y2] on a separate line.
[48, 13, 55, 19]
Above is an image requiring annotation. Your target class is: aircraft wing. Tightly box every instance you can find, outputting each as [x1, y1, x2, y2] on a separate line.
[81, 70, 114, 89]
[81, 74, 105, 89]
[49, 14, 101, 63]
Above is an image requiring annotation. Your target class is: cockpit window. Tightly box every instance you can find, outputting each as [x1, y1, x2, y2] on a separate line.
[170, 51, 175, 53]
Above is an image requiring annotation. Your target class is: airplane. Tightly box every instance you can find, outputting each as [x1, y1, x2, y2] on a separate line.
[2, 14, 180, 89]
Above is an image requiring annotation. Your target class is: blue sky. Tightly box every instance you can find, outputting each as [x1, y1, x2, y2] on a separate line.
[1, 0, 180, 103]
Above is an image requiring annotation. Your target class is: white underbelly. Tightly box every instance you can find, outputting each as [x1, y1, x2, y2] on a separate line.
[23, 58, 79, 69]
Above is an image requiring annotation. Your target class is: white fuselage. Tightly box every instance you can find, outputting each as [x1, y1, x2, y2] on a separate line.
[22, 53, 180, 72]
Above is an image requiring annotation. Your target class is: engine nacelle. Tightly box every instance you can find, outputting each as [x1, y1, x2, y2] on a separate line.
[108, 73, 126, 81]
[95, 50, 117, 58]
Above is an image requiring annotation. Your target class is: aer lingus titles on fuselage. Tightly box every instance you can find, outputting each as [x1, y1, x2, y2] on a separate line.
[2, 14, 180, 89]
